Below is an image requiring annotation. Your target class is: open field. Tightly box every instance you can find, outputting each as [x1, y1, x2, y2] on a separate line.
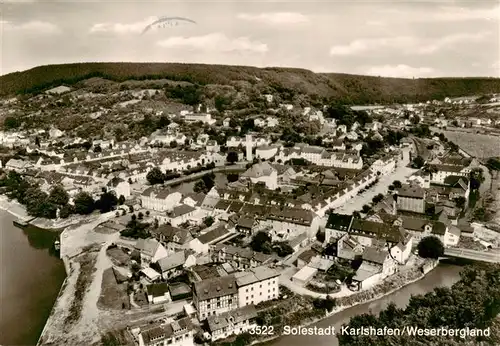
[439, 130, 500, 158]
[97, 268, 131, 310]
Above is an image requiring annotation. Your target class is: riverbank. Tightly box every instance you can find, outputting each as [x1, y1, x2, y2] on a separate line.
[0, 194, 103, 230]
[248, 260, 440, 346]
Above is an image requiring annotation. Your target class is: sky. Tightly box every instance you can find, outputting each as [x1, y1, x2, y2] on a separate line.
[1, 0, 499, 78]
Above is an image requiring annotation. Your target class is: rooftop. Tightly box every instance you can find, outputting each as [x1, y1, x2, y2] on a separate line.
[193, 275, 237, 301]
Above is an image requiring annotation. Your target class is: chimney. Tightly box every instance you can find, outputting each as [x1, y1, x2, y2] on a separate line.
[246, 134, 253, 162]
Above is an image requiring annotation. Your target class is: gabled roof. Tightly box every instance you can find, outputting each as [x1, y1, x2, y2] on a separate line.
[146, 282, 169, 297]
[197, 226, 230, 244]
[135, 238, 161, 257]
[325, 213, 352, 231]
[157, 251, 186, 272]
[362, 247, 388, 265]
[207, 305, 257, 332]
[193, 275, 237, 301]
[241, 161, 277, 178]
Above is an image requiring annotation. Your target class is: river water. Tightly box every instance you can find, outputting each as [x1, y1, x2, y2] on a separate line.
[268, 264, 463, 346]
[0, 211, 66, 346]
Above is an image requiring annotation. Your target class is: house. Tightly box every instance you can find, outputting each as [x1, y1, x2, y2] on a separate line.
[151, 224, 193, 252]
[5, 158, 33, 172]
[135, 238, 169, 265]
[287, 232, 309, 252]
[430, 164, 470, 184]
[240, 162, 278, 190]
[140, 267, 161, 282]
[141, 187, 183, 212]
[161, 204, 197, 227]
[136, 317, 193, 346]
[189, 226, 233, 254]
[146, 282, 171, 304]
[107, 177, 131, 198]
[207, 305, 258, 341]
[193, 275, 238, 320]
[212, 244, 273, 269]
[324, 213, 354, 243]
[444, 225, 461, 247]
[395, 185, 426, 214]
[399, 216, 448, 244]
[351, 247, 396, 291]
[156, 250, 196, 279]
[235, 216, 257, 235]
[223, 118, 231, 128]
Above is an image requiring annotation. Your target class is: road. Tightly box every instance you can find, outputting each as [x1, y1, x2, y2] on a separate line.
[335, 164, 416, 214]
[444, 248, 500, 263]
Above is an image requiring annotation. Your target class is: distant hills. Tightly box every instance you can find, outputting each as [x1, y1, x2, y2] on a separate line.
[1, 62, 500, 104]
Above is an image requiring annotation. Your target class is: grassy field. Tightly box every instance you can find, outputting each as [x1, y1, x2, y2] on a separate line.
[440, 130, 500, 158]
[97, 268, 131, 310]
[2, 62, 500, 103]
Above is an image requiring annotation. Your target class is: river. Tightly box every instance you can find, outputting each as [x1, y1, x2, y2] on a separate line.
[268, 264, 463, 346]
[0, 211, 66, 346]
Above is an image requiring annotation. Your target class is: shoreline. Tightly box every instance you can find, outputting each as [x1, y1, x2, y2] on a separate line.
[251, 261, 439, 346]
[0, 194, 92, 231]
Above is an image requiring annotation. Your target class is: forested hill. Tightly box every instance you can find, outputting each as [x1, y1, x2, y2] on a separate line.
[1, 62, 500, 103]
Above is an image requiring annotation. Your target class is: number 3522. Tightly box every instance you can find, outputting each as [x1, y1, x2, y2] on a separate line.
[249, 326, 274, 335]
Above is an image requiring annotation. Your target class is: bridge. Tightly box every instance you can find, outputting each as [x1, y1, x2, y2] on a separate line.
[443, 248, 500, 263]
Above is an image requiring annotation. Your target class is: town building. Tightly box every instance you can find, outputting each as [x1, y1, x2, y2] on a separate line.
[193, 275, 238, 320]
[135, 317, 194, 346]
[206, 305, 258, 341]
[234, 266, 280, 307]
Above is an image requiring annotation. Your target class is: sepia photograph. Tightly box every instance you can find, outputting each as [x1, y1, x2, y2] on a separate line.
[0, 1, 500, 346]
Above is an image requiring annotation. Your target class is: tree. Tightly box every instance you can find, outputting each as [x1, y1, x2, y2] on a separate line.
[362, 204, 371, 213]
[146, 167, 164, 185]
[227, 173, 239, 182]
[392, 180, 402, 188]
[470, 168, 484, 190]
[250, 231, 272, 253]
[97, 191, 118, 213]
[118, 195, 125, 205]
[3, 116, 21, 130]
[486, 157, 500, 171]
[454, 196, 466, 209]
[169, 141, 177, 148]
[138, 212, 144, 220]
[203, 216, 214, 227]
[227, 151, 238, 164]
[48, 185, 69, 206]
[74, 192, 95, 215]
[412, 155, 425, 168]
[417, 236, 444, 259]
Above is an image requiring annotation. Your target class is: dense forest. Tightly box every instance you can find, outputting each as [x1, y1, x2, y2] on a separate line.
[338, 264, 500, 346]
[1, 63, 500, 104]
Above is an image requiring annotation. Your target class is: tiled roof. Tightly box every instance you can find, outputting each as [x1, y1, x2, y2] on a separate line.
[193, 275, 237, 301]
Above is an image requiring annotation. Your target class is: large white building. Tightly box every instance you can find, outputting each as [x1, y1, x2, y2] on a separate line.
[240, 162, 278, 190]
[141, 187, 183, 211]
[276, 144, 363, 169]
[234, 266, 280, 307]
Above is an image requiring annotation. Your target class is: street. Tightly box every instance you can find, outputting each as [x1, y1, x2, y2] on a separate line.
[444, 247, 500, 263]
[335, 164, 416, 214]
